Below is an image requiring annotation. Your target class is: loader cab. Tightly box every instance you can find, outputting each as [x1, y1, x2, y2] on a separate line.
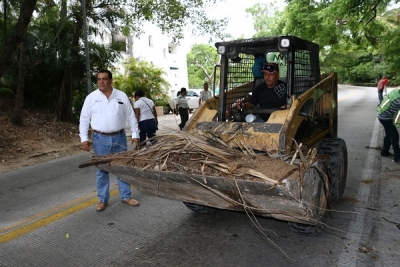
[215, 35, 320, 122]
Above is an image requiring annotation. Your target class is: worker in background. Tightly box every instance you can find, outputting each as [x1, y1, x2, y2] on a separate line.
[377, 89, 400, 163]
[199, 82, 212, 106]
[176, 87, 189, 130]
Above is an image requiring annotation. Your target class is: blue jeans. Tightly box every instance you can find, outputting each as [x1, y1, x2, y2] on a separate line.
[92, 131, 131, 202]
[378, 90, 383, 104]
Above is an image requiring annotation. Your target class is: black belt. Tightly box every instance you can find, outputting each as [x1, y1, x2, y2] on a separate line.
[93, 129, 124, 136]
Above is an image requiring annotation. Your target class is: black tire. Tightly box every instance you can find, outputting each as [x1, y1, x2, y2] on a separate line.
[288, 222, 318, 236]
[317, 138, 348, 202]
[183, 202, 216, 214]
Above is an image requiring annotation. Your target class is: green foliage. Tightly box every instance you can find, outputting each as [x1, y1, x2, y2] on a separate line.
[187, 44, 220, 88]
[245, 2, 285, 38]
[113, 58, 170, 102]
[0, 0, 229, 120]
[244, 0, 400, 85]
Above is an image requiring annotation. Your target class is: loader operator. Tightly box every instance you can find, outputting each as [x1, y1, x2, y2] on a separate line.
[236, 62, 287, 122]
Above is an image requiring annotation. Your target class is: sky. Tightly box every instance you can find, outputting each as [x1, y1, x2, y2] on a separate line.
[183, 0, 286, 50]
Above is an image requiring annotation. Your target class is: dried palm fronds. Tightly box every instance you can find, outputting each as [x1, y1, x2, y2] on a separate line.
[80, 132, 320, 184]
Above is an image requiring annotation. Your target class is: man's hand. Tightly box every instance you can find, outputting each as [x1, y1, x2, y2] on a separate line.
[81, 141, 92, 152]
[236, 101, 243, 111]
[131, 138, 140, 149]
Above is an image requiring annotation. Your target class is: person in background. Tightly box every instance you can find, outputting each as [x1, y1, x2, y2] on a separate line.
[236, 62, 287, 122]
[176, 87, 189, 130]
[377, 75, 385, 104]
[199, 82, 212, 106]
[79, 70, 140, 212]
[133, 89, 158, 147]
[383, 76, 389, 96]
[377, 89, 400, 163]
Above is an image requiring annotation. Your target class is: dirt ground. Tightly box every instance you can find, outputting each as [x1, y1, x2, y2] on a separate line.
[0, 99, 82, 174]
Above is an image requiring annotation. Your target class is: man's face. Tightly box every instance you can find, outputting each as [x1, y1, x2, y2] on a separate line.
[263, 71, 279, 88]
[204, 84, 209, 91]
[97, 72, 112, 92]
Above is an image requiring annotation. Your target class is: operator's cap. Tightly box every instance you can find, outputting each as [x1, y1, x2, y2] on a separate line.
[262, 63, 279, 73]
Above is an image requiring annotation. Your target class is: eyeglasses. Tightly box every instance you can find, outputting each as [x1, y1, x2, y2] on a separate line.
[262, 64, 279, 73]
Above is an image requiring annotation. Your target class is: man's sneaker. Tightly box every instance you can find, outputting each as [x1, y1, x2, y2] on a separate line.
[393, 157, 400, 163]
[381, 152, 392, 157]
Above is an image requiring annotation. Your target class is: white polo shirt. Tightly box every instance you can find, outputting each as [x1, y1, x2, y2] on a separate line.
[79, 88, 139, 142]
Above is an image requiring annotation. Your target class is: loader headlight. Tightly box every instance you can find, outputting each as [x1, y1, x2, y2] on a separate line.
[217, 46, 226, 54]
[280, 38, 290, 48]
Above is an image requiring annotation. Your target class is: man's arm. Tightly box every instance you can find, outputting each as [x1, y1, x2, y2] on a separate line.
[79, 95, 91, 151]
[125, 95, 140, 147]
[152, 106, 158, 125]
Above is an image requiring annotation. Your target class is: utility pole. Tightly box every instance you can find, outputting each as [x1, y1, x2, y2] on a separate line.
[82, 0, 91, 94]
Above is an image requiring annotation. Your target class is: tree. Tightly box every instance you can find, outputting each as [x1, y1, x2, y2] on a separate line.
[0, 0, 37, 80]
[245, 2, 284, 38]
[113, 58, 170, 103]
[246, 0, 399, 84]
[52, 0, 228, 122]
[11, 41, 27, 125]
[187, 44, 220, 88]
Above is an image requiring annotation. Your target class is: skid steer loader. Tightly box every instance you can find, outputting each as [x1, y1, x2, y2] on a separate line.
[82, 35, 347, 232]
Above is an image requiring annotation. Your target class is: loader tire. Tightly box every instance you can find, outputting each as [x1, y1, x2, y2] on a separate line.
[288, 222, 318, 237]
[183, 202, 215, 214]
[318, 138, 348, 202]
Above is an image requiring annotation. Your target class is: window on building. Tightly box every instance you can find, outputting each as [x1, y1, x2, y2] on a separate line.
[149, 35, 153, 47]
[112, 35, 127, 52]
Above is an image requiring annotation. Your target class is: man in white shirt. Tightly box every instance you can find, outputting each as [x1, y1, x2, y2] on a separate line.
[79, 70, 140, 212]
[199, 82, 212, 105]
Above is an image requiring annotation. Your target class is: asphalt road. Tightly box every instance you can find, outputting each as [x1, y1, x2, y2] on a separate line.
[1, 85, 400, 267]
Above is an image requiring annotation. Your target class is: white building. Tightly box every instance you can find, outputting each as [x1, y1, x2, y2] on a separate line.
[106, 22, 189, 99]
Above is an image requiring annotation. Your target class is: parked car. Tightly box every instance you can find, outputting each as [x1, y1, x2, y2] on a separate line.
[166, 90, 200, 113]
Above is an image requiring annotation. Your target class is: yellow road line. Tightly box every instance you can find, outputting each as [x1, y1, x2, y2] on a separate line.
[338, 89, 357, 102]
[0, 186, 120, 244]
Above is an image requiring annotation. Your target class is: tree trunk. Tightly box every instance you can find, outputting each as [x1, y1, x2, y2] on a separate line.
[11, 41, 27, 126]
[0, 0, 37, 80]
[55, 12, 83, 122]
[60, 0, 67, 20]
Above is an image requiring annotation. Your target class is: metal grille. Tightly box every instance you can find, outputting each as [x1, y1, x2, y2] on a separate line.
[293, 49, 317, 97]
[225, 53, 255, 118]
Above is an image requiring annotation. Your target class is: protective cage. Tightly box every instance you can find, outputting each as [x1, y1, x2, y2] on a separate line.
[215, 35, 320, 122]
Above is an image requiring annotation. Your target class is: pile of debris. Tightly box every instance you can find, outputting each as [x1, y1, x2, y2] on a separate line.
[80, 132, 305, 184]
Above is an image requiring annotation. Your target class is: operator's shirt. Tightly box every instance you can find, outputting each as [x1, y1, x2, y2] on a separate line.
[249, 80, 287, 121]
[79, 87, 139, 142]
